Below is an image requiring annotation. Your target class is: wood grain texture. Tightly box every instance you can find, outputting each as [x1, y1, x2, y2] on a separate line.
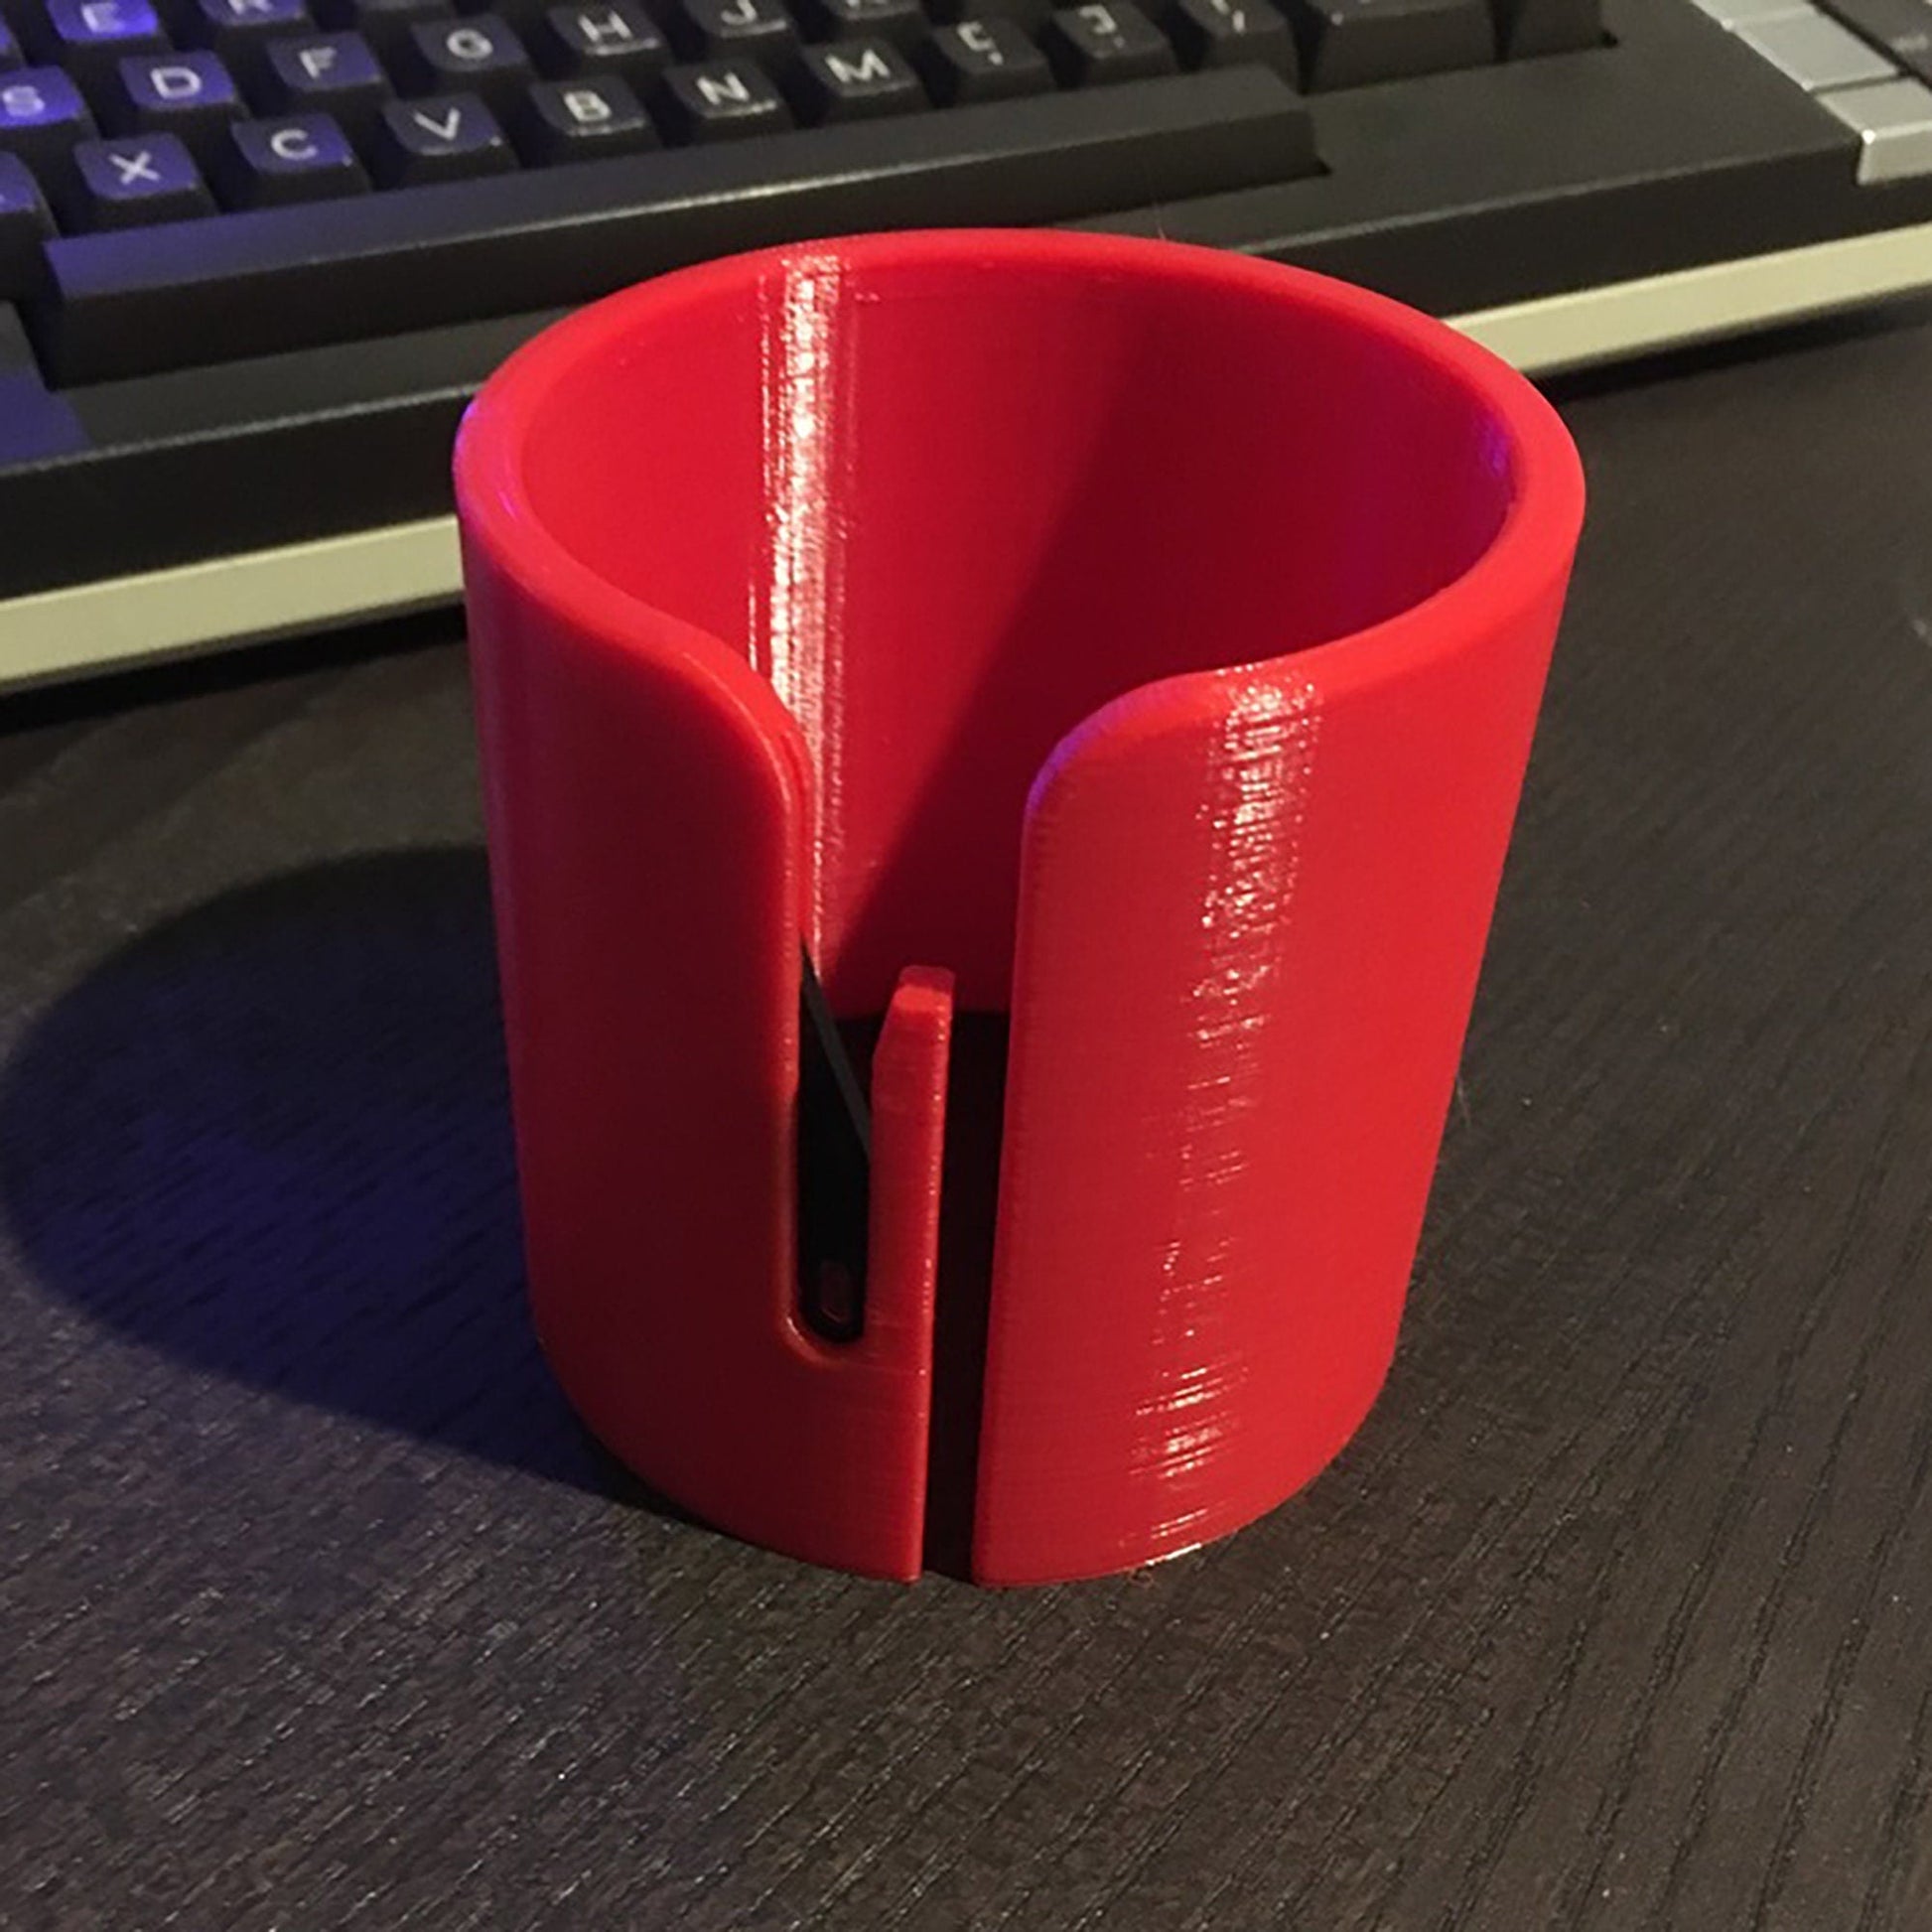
[4, 316, 1932, 1929]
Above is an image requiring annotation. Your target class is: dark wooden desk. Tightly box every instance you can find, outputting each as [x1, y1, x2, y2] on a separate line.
[4, 312, 1932, 1930]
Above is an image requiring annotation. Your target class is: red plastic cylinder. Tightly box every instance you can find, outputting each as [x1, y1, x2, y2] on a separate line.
[456, 231, 1585, 1585]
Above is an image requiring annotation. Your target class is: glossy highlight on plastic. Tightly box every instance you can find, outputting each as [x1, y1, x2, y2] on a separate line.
[755, 248, 848, 958]
[456, 230, 1585, 1586]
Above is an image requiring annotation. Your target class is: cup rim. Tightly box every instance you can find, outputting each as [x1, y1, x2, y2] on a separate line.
[455, 228, 1585, 715]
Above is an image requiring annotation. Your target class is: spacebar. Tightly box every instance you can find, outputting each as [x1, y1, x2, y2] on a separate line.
[32, 69, 1313, 386]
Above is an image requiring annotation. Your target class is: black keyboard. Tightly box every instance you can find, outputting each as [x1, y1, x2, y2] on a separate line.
[3, 0, 1931, 683]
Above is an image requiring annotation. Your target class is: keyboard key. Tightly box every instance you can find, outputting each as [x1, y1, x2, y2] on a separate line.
[1043, 3, 1178, 81]
[532, 1, 669, 79]
[1684, 0, 1798, 20]
[215, 109, 371, 201]
[511, 72, 659, 156]
[654, 55, 792, 135]
[0, 21, 25, 71]
[0, 69, 97, 172]
[943, 0, 1054, 31]
[1822, 0, 1932, 82]
[449, 0, 537, 19]
[1736, 10, 1895, 88]
[0, 151, 54, 290]
[35, 0, 169, 97]
[671, 0, 797, 58]
[794, 0, 927, 48]
[61, 131, 214, 225]
[313, 0, 454, 58]
[180, 0, 318, 64]
[1818, 72, 1932, 179]
[1492, 0, 1599, 58]
[1285, 0, 1494, 89]
[104, 54, 246, 166]
[787, 34, 924, 116]
[916, 17, 1052, 98]
[393, 13, 534, 107]
[366, 88, 515, 178]
[38, 68, 1315, 379]
[255, 34, 391, 135]
[1162, 0, 1299, 77]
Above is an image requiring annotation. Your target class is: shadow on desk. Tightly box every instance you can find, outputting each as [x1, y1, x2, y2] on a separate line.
[0, 845, 680, 1517]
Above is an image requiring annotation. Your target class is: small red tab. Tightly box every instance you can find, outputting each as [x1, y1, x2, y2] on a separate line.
[851, 965, 954, 1578]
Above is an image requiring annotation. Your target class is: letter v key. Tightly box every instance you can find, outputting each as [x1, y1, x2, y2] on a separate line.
[411, 103, 465, 142]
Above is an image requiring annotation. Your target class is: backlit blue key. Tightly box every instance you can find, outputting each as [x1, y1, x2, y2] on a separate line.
[0, 68, 97, 171]
[105, 52, 246, 167]
[217, 111, 371, 205]
[63, 130, 216, 226]
[0, 150, 53, 291]
[38, 0, 169, 96]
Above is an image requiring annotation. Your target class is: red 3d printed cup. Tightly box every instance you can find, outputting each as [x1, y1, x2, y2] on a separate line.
[456, 231, 1585, 1587]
